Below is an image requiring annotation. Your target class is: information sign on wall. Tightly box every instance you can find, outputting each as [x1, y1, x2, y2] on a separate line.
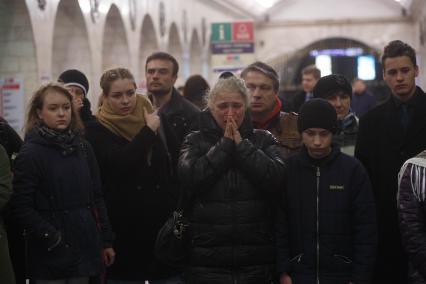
[210, 21, 255, 73]
[0, 75, 25, 133]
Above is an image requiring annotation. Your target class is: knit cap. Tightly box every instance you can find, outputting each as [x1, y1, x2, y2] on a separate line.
[58, 69, 89, 97]
[313, 74, 352, 99]
[297, 98, 338, 134]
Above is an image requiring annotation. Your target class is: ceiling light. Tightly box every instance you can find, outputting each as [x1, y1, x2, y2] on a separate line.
[255, 0, 275, 9]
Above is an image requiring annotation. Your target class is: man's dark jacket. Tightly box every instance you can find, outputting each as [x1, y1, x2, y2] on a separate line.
[355, 86, 426, 284]
[277, 145, 377, 284]
[160, 88, 200, 147]
[178, 110, 285, 284]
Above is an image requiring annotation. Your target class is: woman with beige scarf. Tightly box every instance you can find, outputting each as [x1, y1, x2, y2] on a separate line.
[85, 68, 183, 284]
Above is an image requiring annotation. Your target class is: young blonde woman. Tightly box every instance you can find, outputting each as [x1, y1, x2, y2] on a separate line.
[85, 68, 182, 284]
[12, 83, 114, 284]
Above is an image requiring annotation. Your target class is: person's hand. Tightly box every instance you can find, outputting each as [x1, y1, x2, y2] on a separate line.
[224, 117, 233, 140]
[73, 98, 83, 111]
[230, 117, 241, 145]
[103, 247, 116, 267]
[280, 273, 293, 284]
[144, 107, 160, 133]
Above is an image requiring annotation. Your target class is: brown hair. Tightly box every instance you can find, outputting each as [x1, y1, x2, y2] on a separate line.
[381, 40, 417, 70]
[241, 61, 280, 93]
[100, 67, 137, 96]
[25, 83, 83, 134]
[302, 65, 321, 80]
[145, 52, 179, 76]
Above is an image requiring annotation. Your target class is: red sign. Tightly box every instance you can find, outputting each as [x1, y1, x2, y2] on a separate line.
[232, 22, 254, 42]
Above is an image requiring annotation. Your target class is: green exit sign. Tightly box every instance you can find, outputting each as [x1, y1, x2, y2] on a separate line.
[211, 23, 232, 42]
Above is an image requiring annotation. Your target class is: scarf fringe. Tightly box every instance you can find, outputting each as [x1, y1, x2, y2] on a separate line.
[399, 157, 426, 202]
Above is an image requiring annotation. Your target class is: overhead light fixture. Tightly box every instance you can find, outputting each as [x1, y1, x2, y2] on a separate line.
[255, 0, 275, 9]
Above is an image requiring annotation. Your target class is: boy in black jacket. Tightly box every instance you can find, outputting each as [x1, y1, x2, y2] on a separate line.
[276, 99, 377, 284]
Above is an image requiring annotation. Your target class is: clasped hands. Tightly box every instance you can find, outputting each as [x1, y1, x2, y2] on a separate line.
[223, 116, 241, 145]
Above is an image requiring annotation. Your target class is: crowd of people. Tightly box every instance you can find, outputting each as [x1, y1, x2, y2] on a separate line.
[0, 39, 425, 284]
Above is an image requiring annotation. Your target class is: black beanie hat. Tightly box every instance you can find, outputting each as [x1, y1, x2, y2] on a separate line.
[298, 98, 338, 134]
[58, 69, 89, 97]
[313, 74, 352, 99]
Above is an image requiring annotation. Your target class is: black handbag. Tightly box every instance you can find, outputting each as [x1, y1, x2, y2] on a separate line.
[155, 195, 191, 268]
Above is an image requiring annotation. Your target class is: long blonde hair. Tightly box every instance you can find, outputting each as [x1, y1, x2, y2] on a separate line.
[25, 82, 83, 134]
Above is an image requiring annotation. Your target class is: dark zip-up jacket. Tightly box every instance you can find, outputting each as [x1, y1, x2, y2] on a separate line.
[178, 110, 285, 284]
[276, 145, 377, 284]
[12, 129, 113, 279]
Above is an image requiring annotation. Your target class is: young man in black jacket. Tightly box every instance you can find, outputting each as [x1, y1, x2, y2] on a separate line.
[355, 40, 426, 284]
[276, 99, 377, 284]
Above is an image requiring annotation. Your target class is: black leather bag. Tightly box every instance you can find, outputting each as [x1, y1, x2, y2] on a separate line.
[155, 208, 190, 268]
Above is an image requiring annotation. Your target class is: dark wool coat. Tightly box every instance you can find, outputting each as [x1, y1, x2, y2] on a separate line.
[178, 110, 285, 284]
[355, 86, 426, 284]
[276, 145, 377, 284]
[85, 119, 180, 281]
[12, 130, 113, 280]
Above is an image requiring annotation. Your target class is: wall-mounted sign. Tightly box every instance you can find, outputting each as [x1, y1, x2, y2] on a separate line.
[0, 75, 25, 134]
[210, 21, 255, 73]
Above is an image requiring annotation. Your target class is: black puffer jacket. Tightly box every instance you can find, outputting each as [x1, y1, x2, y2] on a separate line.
[12, 129, 113, 279]
[276, 145, 377, 284]
[398, 150, 426, 284]
[178, 110, 285, 284]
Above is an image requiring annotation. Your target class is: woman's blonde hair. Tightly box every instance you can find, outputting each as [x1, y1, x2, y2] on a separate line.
[25, 82, 83, 134]
[100, 67, 136, 96]
[207, 76, 250, 109]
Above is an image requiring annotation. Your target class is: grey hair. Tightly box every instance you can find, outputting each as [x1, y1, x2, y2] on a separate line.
[207, 76, 250, 109]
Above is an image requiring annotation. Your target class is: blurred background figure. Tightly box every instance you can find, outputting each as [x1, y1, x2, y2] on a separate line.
[183, 75, 210, 110]
[351, 78, 377, 118]
[291, 65, 321, 112]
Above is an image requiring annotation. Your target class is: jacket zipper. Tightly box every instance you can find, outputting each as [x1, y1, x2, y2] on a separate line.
[316, 166, 320, 284]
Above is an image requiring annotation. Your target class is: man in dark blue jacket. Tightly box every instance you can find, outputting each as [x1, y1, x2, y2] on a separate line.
[276, 99, 377, 284]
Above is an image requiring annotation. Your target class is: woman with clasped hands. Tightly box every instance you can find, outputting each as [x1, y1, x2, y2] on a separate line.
[178, 75, 286, 284]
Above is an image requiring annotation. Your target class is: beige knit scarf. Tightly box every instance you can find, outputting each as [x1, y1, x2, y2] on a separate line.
[96, 94, 153, 141]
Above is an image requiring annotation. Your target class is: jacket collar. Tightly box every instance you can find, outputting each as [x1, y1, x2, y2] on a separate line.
[159, 88, 183, 116]
[298, 143, 341, 168]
